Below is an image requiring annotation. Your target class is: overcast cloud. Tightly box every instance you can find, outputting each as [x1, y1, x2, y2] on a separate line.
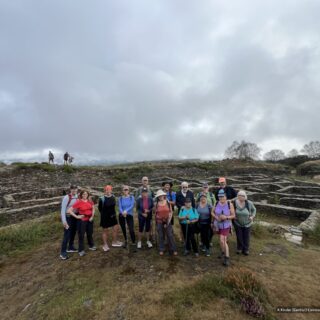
[1, 0, 320, 163]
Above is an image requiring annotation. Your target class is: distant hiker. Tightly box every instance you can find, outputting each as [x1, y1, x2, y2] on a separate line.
[48, 151, 54, 164]
[67, 190, 96, 257]
[59, 185, 78, 260]
[63, 152, 69, 165]
[212, 189, 235, 266]
[136, 187, 154, 249]
[176, 182, 195, 241]
[135, 176, 154, 199]
[233, 190, 256, 256]
[196, 194, 213, 257]
[179, 197, 199, 256]
[162, 181, 176, 225]
[155, 189, 177, 256]
[214, 177, 237, 201]
[196, 183, 216, 206]
[118, 185, 136, 248]
[98, 185, 122, 252]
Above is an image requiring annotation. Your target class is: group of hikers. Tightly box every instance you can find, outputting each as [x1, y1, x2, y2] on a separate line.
[60, 177, 256, 267]
[48, 151, 74, 165]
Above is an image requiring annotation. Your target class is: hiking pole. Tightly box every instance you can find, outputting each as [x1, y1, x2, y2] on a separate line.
[124, 215, 130, 254]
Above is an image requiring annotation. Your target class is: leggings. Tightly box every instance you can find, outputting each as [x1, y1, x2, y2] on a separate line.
[119, 215, 136, 243]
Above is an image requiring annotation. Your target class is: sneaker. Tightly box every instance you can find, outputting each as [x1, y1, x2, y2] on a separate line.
[243, 251, 249, 256]
[183, 250, 190, 256]
[78, 251, 86, 257]
[146, 240, 153, 248]
[137, 241, 142, 249]
[159, 251, 164, 256]
[102, 244, 110, 252]
[195, 253, 199, 257]
[59, 254, 68, 260]
[205, 249, 211, 257]
[112, 241, 123, 247]
[200, 245, 206, 252]
[89, 246, 97, 251]
[67, 247, 78, 253]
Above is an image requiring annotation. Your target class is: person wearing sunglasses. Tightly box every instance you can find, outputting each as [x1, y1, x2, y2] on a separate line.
[118, 185, 136, 248]
[135, 176, 154, 199]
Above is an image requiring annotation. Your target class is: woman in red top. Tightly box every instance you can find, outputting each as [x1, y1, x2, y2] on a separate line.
[68, 190, 96, 256]
[154, 190, 177, 256]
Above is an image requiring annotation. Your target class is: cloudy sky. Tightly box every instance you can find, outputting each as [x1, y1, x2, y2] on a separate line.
[1, 0, 320, 163]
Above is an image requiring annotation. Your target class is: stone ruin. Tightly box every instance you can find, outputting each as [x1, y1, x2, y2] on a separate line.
[0, 170, 320, 245]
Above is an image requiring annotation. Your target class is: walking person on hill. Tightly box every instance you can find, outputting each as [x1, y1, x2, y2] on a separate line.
[233, 190, 256, 256]
[67, 190, 96, 257]
[212, 189, 235, 266]
[59, 185, 79, 260]
[48, 151, 54, 164]
[179, 198, 199, 256]
[63, 152, 69, 165]
[118, 185, 136, 248]
[154, 190, 177, 256]
[98, 185, 122, 252]
[136, 187, 154, 249]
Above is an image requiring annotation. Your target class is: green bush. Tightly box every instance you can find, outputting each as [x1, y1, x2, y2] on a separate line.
[63, 165, 75, 173]
[304, 223, 320, 246]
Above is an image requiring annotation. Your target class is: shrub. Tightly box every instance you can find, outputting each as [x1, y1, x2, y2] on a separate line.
[304, 222, 320, 246]
[63, 165, 75, 173]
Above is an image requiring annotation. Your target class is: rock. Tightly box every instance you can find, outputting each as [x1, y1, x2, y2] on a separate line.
[284, 233, 303, 245]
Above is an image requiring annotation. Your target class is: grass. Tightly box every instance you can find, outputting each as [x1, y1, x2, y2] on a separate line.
[304, 222, 320, 245]
[12, 162, 56, 172]
[0, 213, 61, 257]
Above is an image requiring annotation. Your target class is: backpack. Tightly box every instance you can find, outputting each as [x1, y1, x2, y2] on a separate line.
[233, 199, 250, 212]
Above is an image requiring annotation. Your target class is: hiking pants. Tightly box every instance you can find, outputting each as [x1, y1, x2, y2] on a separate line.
[234, 224, 251, 253]
[181, 223, 198, 253]
[157, 223, 177, 252]
[119, 215, 136, 243]
[78, 220, 94, 252]
[60, 216, 78, 254]
[199, 223, 211, 250]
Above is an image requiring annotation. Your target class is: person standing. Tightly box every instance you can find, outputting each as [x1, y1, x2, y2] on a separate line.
[233, 190, 256, 256]
[154, 190, 177, 256]
[179, 198, 199, 256]
[67, 190, 96, 257]
[196, 194, 213, 257]
[118, 185, 136, 248]
[48, 151, 54, 164]
[63, 152, 69, 165]
[136, 187, 154, 249]
[196, 183, 216, 206]
[59, 185, 79, 260]
[214, 177, 237, 201]
[135, 176, 154, 199]
[212, 189, 235, 266]
[98, 185, 122, 252]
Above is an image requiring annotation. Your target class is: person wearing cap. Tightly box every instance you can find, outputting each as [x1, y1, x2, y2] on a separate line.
[59, 185, 79, 260]
[136, 187, 154, 249]
[196, 183, 216, 207]
[212, 189, 235, 266]
[67, 190, 96, 257]
[214, 177, 237, 201]
[155, 189, 177, 256]
[118, 185, 136, 247]
[162, 181, 176, 225]
[233, 190, 256, 255]
[196, 194, 213, 257]
[135, 176, 154, 199]
[179, 197, 199, 256]
[98, 185, 122, 252]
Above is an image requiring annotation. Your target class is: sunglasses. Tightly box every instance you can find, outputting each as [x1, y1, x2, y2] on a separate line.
[182, 187, 188, 189]
[123, 189, 129, 191]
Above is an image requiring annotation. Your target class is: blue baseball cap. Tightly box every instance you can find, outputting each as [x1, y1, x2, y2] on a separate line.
[218, 189, 226, 197]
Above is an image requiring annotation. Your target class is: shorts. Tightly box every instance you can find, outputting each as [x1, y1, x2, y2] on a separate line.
[218, 227, 231, 236]
[100, 215, 118, 229]
[138, 214, 152, 233]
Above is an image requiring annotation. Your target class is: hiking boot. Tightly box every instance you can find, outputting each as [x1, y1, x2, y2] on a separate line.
[146, 240, 153, 248]
[67, 247, 77, 253]
[112, 241, 123, 247]
[102, 244, 110, 252]
[223, 256, 230, 267]
[236, 250, 242, 255]
[137, 241, 142, 249]
[59, 254, 68, 260]
[122, 241, 127, 249]
[78, 251, 86, 257]
[200, 245, 206, 252]
[89, 246, 97, 251]
[243, 251, 249, 256]
[205, 249, 211, 257]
